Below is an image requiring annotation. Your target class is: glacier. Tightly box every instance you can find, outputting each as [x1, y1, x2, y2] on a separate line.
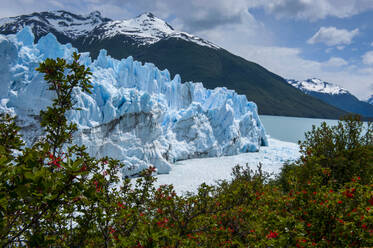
[0, 27, 268, 176]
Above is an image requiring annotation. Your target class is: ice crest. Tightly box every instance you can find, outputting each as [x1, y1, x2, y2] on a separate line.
[16, 26, 34, 46]
[0, 28, 268, 176]
[37, 33, 76, 59]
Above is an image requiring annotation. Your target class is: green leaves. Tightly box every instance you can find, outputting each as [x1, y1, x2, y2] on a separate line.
[36, 52, 92, 158]
[1, 53, 372, 247]
[0, 53, 108, 247]
[281, 115, 373, 190]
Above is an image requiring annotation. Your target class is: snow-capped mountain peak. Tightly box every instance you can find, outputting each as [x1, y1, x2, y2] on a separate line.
[98, 12, 219, 48]
[0, 10, 219, 49]
[287, 78, 373, 118]
[135, 12, 173, 30]
[288, 78, 349, 95]
[99, 12, 174, 43]
[367, 95, 373, 105]
[0, 10, 111, 39]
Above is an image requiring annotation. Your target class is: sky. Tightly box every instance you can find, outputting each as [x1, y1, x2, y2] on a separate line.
[1, 0, 373, 99]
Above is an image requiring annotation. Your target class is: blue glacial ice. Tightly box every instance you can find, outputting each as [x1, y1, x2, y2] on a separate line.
[0, 27, 268, 176]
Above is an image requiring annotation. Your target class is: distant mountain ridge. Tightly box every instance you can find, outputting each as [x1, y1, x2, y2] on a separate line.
[288, 78, 373, 118]
[367, 95, 373, 105]
[0, 11, 219, 49]
[0, 10, 348, 119]
[288, 78, 349, 95]
[0, 10, 110, 40]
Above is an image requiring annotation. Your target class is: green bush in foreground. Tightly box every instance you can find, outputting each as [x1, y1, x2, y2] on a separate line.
[0, 54, 372, 247]
[278, 115, 372, 192]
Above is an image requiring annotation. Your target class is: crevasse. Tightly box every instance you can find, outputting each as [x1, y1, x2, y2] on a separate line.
[0, 27, 268, 176]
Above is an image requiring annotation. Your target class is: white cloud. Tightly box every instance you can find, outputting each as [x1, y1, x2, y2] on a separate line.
[93, 0, 253, 31]
[362, 51, 373, 65]
[48, 0, 64, 8]
[215, 44, 372, 99]
[371, 42, 373, 47]
[2, 0, 373, 29]
[307, 27, 359, 46]
[195, 11, 273, 48]
[85, 3, 130, 20]
[324, 57, 348, 67]
[259, 0, 373, 21]
[193, 18, 372, 99]
[1, 0, 372, 33]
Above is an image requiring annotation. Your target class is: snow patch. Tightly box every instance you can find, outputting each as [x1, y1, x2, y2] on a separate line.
[288, 78, 349, 95]
[0, 10, 109, 39]
[99, 13, 220, 48]
[0, 11, 220, 49]
[367, 94, 373, 105]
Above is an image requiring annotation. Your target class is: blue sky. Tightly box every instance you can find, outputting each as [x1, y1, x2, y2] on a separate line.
[251, 8, 372, 64]
[1, 0, 373, 99]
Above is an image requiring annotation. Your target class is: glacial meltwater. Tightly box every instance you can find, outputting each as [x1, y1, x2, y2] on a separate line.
[259, 115, 339, 143]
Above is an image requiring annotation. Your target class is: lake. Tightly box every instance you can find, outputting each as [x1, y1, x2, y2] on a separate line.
[259, 115, 339, 143]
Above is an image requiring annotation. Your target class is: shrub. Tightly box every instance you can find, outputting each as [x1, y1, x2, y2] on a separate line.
[1, 54, 372, 247]
[0, 53, 124, 247]
[278, 115, 373, 191]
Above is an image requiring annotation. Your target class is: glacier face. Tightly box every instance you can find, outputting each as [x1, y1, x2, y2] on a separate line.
[0, 27, 268, 176]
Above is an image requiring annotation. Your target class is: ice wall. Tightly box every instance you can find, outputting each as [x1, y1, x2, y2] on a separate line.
[0, 27, 268, 176]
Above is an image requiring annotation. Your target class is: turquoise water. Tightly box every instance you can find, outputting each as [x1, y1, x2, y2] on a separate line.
[259, 115, 339, 144]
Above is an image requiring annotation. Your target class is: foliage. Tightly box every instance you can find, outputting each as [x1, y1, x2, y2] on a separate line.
[0, 54, 372, 247]
[278, 115, 373, 191]
[0, 53, 123, 247]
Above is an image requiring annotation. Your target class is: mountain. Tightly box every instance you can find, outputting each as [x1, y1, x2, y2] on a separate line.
[0, 10, 110, 42]
[367, 95, 373, 105]
[0, 10, 347, 119]
[288, 78, 373, 118]
[0, 11, 218, 49]
[0, 27, 268, 176]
